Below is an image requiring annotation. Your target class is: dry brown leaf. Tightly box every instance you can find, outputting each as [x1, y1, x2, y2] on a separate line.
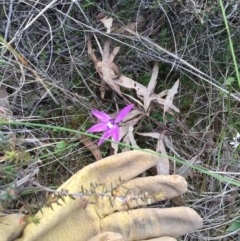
[136, 132, 160, 139]
[99, 40, 122, 96]
[102, 39, 111, 61]
[125, 22, 137, 32]
[88, 39, 122, 98]
[0, 155, 6, 163]
[96, 11, 106, 20]
[171, 195, 185, 206]
[127, 125, 139, 148]
[144, 62, 159, 111]
[156, 134, 169, 175]
[121, 109, 142, 122]
[0, 86, 13, 120]
[99, 16, 113, 33]
[163, 79, 180, 117]
[87, 40, 98, 64]
[96, 62, 120, 79]
[88, 40, 179, 114]
[143, 95, 155, 112]
[115, 64, 179, 114]
[136, 132, 169, 175]
[78, 135, 102, 161]
[147, 62, 158, 93]
[114, 124, 138, 153]
[157, 89, 169, 98]
[116, 62, 159, 111]
[111, 15, 145, 34]
[122, 93, 144, 108]
[115, 75, 146, 99]
[109, 46, 120, 62]
[176, 155, 198, 178]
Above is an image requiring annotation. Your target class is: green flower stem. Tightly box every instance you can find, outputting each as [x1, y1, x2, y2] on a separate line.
[219, 0, 240, 87]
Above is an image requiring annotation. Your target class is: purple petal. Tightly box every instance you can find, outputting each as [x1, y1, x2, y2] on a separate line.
[115, 104, 134, 123]
[91, 110, 112, 122]
[112, 126, 120, 142]
[98, 129, 113, 145]
[86, 123, 108, 133]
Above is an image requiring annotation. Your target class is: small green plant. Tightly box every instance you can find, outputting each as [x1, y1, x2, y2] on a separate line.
[226, 217, 240, 234]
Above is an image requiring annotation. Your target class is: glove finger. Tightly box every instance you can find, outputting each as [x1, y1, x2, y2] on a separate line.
[0, 213, 27, 241]
[141, 238, 176, 241]
[103, 207, 203, 240]
[88, 232, 124, 241]
[88, 234, 176, 241]
[97, 175, 187, 215]
[60, 150, 160, 192]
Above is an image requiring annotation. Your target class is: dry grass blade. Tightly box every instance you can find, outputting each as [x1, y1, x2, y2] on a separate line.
[176, 156, 198, 179]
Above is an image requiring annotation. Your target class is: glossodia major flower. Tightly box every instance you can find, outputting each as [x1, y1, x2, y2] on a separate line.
[230, 132, 240, 151]
[87, 104, 134, 145]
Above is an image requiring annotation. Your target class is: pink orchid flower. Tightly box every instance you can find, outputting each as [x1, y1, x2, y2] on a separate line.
[87, 104, 134, 145]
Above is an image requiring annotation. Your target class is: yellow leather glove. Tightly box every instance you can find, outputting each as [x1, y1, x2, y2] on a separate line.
[2, 150, 202, 241]
[0, 213, 27, 241]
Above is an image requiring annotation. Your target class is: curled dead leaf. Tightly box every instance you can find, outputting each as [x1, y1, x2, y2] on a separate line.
[99, 16, 113, 33]
[88, 39, 122, 97]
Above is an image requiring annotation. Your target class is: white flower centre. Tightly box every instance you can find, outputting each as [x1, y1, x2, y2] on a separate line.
[107, 122, 114, 129]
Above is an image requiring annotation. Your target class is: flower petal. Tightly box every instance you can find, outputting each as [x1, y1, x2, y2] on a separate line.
[92, 110, 112, 122]
[115, 104, 134, 123]
[112, 126, 120, 142]
[86, 123, 108, 133]
[98, 129, 113, 145]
